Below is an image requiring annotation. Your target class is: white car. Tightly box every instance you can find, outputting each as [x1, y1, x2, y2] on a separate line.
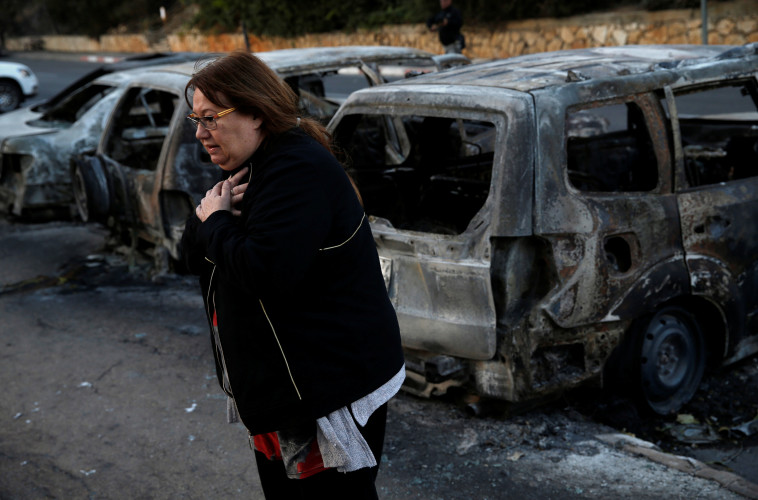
[0, 61, 39, 113]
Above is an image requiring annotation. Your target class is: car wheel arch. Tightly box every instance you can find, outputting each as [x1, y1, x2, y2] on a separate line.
[606, 295, 726, 415]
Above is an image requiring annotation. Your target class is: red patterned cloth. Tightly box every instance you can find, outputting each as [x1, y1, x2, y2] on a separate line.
[253, 431, 328, 479]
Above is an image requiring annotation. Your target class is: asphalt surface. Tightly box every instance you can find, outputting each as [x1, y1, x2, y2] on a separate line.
[1, 49, 757, 500]
[1, 219, 756, 499]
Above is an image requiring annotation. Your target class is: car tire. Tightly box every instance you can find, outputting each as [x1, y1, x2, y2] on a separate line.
[0, 79, 22, 113]
[72, 158, 111, 223]
[636, 306, 706, 415]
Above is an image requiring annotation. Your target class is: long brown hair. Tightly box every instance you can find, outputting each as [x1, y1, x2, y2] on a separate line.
[184, 50, 333, 154]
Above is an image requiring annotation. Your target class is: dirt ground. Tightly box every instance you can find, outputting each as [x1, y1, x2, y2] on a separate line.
[1, 219, 756, 499]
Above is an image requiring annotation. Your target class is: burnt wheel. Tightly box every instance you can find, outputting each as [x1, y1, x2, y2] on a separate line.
[637, 306, 705, 415]
[72, 158, 111, 223]
[0, 80, 21, 113]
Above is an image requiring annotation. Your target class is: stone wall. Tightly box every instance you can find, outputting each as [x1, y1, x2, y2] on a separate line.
[7, 0, 758, 59]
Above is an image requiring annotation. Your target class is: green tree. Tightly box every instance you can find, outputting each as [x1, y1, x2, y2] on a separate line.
[1, 0, 32, 49]
[4, 0, 729, 40]
[187, 0, 620, 37]
[44, 0, 179, 37]
[188, 0, 431, 36]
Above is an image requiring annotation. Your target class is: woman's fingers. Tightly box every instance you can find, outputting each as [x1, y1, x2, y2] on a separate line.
[229, 166, 249, 187]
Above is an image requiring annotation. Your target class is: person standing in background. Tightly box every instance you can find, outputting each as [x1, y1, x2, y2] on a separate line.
[427, 0, 464, 54]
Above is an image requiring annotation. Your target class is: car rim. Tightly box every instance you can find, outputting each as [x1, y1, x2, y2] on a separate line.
[639, 307, 705, 415]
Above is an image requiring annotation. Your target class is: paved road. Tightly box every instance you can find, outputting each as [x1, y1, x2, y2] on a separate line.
[1, 51, 103, 105]
[1, 219, 755, 499]
[0, 49, 756, 499]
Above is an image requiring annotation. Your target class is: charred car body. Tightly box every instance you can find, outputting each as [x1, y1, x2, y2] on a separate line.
[0, 52, 205, 219]
[0, 47, 466, 220]
[328, 43, 758, 414]
[70, 46, 468, 266]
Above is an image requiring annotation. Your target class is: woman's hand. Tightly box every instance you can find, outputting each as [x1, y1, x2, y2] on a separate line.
[197, 167, 249, 222]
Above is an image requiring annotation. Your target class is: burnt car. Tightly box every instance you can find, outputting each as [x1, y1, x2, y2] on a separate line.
[3, 47, 466, 220]
[327, 43, 758, 415]
[70, 46, 469, 267]
[0, 52, 205, 219]
[30, 53, 206, 116]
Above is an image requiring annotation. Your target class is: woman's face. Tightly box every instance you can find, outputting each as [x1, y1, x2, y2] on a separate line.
[192, 89, 265, 171]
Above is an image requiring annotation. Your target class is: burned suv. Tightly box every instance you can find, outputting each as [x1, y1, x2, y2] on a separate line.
[328, 43, 758, 414]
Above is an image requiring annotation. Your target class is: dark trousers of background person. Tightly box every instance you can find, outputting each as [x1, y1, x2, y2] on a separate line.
[254, 404, 388, 500]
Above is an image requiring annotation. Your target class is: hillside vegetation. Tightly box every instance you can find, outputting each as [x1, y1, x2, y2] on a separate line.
[2, 0, 724, 43]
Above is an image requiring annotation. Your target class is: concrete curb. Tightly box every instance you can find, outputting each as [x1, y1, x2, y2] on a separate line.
[597, 433, 758, 499]
[3, 51, 132, 63]
[79, 55, 125, 63]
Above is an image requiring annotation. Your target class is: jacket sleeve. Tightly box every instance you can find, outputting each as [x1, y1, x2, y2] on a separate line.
[197, 151, 338, 297]
[179, 213, 206, 275]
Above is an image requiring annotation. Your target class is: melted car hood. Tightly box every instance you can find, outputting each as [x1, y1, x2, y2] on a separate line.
[0, 107, 55, 143]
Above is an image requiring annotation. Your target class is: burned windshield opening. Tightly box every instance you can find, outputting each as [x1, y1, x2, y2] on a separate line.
[29, 84, 116, 129]
[104, 88, 178, 172]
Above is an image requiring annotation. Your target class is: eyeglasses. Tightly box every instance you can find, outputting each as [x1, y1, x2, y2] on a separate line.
[186, 107, 236, 130]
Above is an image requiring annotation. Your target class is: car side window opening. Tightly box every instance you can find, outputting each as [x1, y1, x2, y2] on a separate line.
[283, 74, 340, 123]
[168, 114, 221, 196]
[566, 100, 658, 193]
[178, 115, 212, 166]
[334, 113, 495, 235]
[104, 87, 178, 171]
[664, 81, 758, 187]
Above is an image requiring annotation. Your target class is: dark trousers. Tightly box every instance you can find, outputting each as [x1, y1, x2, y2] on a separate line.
[253, 403, 387, 500]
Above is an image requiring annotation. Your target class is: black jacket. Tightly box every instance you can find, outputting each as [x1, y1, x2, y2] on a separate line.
[181, 128, 404, 434]
[427, 6, 463, 46]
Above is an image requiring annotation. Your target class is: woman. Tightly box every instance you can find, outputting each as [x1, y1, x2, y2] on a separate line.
[180, 51, 405, 499]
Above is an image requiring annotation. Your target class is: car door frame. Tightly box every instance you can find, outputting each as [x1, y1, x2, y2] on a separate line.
[532, 82, 688, 331]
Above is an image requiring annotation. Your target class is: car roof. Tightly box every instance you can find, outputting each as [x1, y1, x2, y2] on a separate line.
[32, 52, 205, 112]
[156, 45, 449, 78]
[383, 44, 758, 93]
[0, 60, 31, 69]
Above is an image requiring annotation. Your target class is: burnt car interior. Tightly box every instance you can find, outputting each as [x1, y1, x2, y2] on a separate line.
[566, 100, 658, 193]
[105, 88, 178, 172]
[666, 80, 758, 187]
[284, 73, 341, 122]
[158, 117, 217, 246]
[334, 113, 495, 234]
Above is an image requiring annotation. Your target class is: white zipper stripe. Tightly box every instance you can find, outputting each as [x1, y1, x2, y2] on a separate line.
[319, 212, 366, 251]
[206, 265, 216, 311]
[207, 265, 233, 397]
[258, 299, 302, 400]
